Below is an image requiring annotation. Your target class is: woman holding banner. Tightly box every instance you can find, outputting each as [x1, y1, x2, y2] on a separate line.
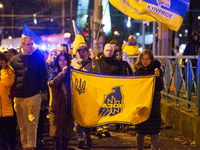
[133, 49, 164, 150]
[48, 52, 74, 150]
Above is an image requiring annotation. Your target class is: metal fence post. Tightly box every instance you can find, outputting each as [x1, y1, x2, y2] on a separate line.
[197, 56, 200, 116]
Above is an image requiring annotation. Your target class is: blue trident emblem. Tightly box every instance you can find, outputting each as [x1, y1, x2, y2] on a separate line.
[75, 78, 86, 95]
[99, 86, 124, 117]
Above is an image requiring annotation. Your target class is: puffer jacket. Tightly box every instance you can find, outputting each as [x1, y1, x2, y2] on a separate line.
[0, 65, 15, 117]
[9, 49, 48, 98]
[123, 45, 140, 56]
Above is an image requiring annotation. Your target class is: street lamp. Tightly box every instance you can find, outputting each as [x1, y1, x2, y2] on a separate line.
[114, 31, 119, 36]
[0, 4, 3, 8]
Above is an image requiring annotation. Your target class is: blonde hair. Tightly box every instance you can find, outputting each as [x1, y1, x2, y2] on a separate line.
[104, 43, 114, 52]
[20, 36, 33, 48]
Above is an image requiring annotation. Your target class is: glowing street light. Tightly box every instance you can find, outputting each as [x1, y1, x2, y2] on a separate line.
[64, 32, 71, 38]
[114, 31, 119, 36]
[127, 17, 131, 28]
[0, 4, 3, 8]
[136, 33, 140, 36]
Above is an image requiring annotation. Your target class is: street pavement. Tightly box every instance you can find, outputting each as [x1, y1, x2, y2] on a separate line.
[38, 124, 198, 150]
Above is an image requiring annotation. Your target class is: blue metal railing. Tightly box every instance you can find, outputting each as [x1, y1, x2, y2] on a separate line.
[130, 55, 200, 116]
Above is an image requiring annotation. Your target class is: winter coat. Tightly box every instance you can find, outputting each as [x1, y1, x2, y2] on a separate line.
[9, 49, 48, 98]
[123, 45, 140, 56]
[98, 56, 123, 75]
[0, 65, 15, 117]
[48, 70, 74, 138]
[134, 60, 164, 134]
[183, 31, 200, 67]
[71, 57, 100, 73]
[121, 61, 133, 75]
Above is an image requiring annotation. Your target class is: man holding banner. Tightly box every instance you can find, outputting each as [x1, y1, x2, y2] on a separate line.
[71, 43, 100, 149]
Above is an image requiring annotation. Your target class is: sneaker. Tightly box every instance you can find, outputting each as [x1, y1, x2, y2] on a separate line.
[78, 141, 84, 149]
[87, 137, 92, 148]
[37, 139, 44, 146]
[96, 131, 102, 138]
[104, 131, 111, 137]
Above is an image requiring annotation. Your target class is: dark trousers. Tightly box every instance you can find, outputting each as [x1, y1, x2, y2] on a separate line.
[37, 109, 48, 140]
[0, 116, 17, 150]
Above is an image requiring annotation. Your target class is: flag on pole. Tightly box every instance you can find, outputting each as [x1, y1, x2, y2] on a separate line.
[22, 24, 43, 45]
[109, 0, 189, 31]
[72, 20, 85, 55]
[71, 69, 156, 127]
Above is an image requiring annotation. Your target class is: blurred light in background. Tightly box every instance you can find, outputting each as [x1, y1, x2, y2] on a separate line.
[127, 17, 131, 28]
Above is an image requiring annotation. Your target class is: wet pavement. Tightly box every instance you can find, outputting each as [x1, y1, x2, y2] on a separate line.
[33, 123, 198, 150]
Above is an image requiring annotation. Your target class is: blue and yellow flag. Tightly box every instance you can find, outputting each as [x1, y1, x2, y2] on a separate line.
[109, 0, 189, 31]
[22, 24, 43, 45]
[72, 20, 86, 55]
[71, 69, 156, 127]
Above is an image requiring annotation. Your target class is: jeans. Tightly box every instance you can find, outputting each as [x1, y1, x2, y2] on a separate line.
[74, 122, 91, 142]
[137, 133, 159, 150]
[14, 94, 42, 149]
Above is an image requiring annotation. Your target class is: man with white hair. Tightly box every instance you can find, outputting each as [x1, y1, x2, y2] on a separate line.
[98, 43, 123, 75]
[96, 43, 123, 137]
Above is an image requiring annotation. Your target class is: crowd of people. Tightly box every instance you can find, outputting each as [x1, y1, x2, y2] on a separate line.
[2, 31, 199, 150]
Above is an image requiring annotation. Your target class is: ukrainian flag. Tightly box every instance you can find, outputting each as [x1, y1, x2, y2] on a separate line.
[109, 0, 189, 31]
[22, 24, 43, 45]
[72, 20, 86, 55]
[71, 69, 156, 127]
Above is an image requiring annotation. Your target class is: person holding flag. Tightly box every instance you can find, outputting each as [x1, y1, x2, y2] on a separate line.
[71, 43, 100, 149]
[133, 49, 164, 150]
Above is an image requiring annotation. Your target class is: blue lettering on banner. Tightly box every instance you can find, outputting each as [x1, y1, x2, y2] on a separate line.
[122, 0, 140, 14]
[99, 86, 125, 117]
[146, 4, 174, 19]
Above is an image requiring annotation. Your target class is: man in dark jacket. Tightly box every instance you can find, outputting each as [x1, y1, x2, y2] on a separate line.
[183, 31, 200, 88]
[9, 36, 47, 150]
[98, 43, 123, 75]
[96, 44, 123, 137]
[183, 31, 200, 67]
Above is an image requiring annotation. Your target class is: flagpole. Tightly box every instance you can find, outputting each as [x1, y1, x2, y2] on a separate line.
[96, 1, 108, 40]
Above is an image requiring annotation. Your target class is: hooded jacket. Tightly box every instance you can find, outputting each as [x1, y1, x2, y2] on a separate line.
[183, 31, 200, 67]
[0, 65, 15, 117]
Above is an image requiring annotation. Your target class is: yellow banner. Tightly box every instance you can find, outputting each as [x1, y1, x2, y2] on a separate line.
[109, 0, 156, 21]
[71, 69, 156, 127]
[109, 0, 189, 31]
